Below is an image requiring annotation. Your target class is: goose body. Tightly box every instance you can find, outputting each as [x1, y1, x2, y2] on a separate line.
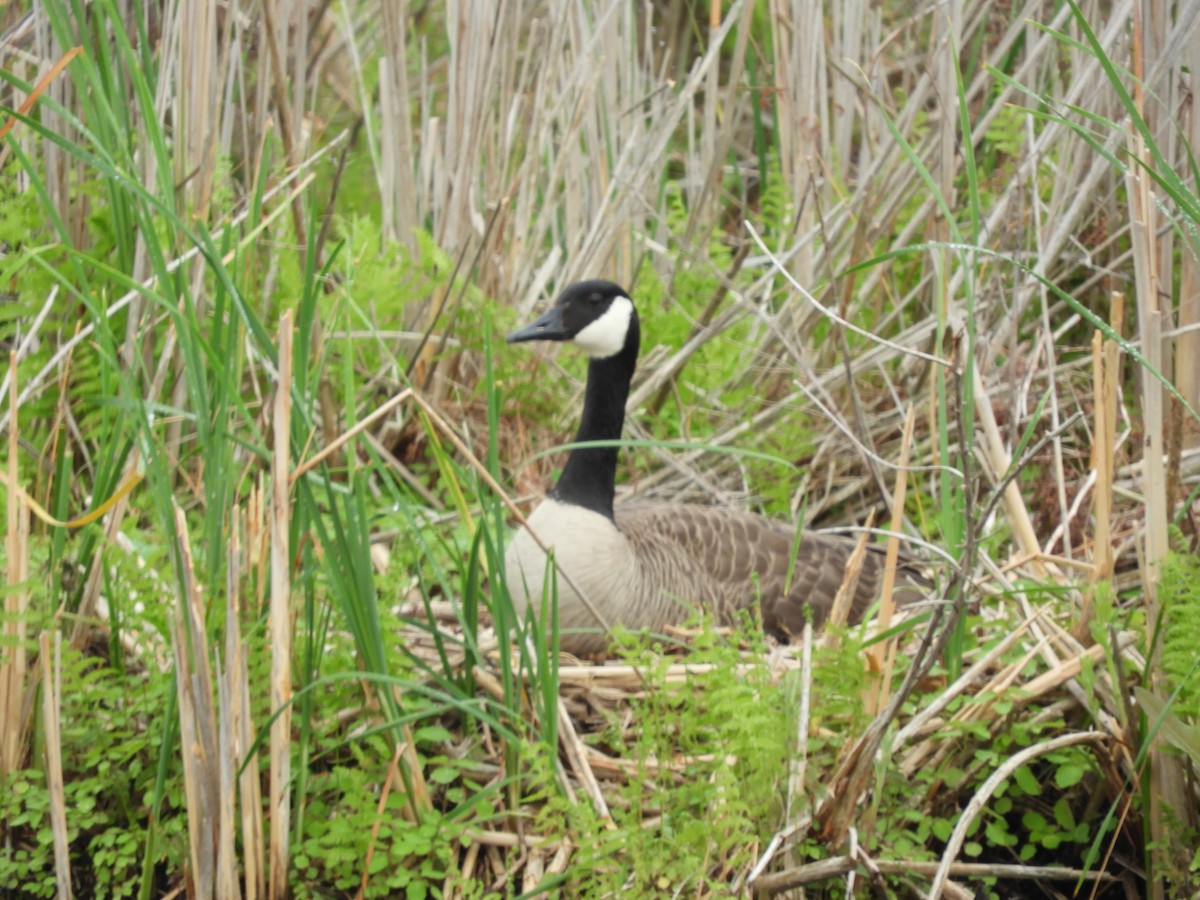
[504, 280, 923, 654]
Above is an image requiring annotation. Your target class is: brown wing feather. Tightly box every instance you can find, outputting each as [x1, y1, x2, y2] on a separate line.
[613, 502, 926, 641]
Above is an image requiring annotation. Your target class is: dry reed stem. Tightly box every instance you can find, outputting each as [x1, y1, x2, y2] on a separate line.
[1084, 292, 1124, 636]
[39, 632, 71, 899]
[1, 352, 28, 779]
[227, 520, 264, 900]
[386, 717, 430, 821]
[865, 404, 917, 713]
[171, 504, 220, 899]
[1125, 118, 1188, 896]
[827, 515, 872, 630]
[259, 0, 307, 250]
[1179, 21, 1200, 416]
[787, 622, 813, 826]
[268, 311, 293, 900]
[556, 694, 613, 823]
[1125, 127, 1170, 584]
[972, 364, 1046, 572]
[1089, 329, 1112, 581]
[215, 626, 242, 895]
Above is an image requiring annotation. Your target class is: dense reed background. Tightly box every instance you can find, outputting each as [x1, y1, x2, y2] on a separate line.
[2, 0, 1199, 897]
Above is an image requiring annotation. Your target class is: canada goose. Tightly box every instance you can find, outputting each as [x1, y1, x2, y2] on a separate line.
[504, 280, 924, 654]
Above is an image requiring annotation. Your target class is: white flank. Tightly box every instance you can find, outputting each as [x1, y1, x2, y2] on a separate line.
[504, 498, 635, 649]
[573, 295, 633, 358]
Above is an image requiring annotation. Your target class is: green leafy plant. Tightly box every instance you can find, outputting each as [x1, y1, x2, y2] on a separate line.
[0, 644, 187, 898]
[292, 763, 455, 899]
[1159, 549, 1200, 724]
[551, 615, 797, 896]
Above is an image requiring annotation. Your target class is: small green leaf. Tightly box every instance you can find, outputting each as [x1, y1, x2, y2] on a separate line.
[413, 725, 453, 744]
[1055, 764, 1085, 788]
[942, 767, 966, 788]
[1013, 766, 1041, 795]
[429, 766, 459, 785]
[985, 819, 1015, 847]
[1053, 798, 1076, 831]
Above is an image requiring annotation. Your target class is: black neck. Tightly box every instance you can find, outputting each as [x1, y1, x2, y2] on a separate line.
[550, 317, 640, 519]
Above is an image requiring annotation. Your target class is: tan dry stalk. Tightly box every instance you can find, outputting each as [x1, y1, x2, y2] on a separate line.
[227, 519, 264, 900]
[768, 0, 823, 290]
[176, 0, 220, 222]
[40, 632, 71, 899]
[972, 364, 1046, 570]
[935, 0, 960, 216]
[1178, 23, 1200, 416]
[171, 504, 221, 899]
[864, 403, 918, 713]
[1025, 118, 1075, 563]
[215, 599, 243, 896]
[1, 352, 28, 779]
[377, 0, 417, 250]
[827, 515, 872, 631]
[786, 623, 814, 829]
[269, 311, 294, 900]
[1083, 292, 1125, 637]
[681, 0, 752, 252]
[259, 0, 309, 249]
[1125, 126, 1170, 586]
[462, 829, 557, 849]
[557, 694, 613, 823]
[1125, 117, 1187, 897]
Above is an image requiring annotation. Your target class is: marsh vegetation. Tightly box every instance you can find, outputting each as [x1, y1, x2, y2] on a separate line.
[1, 0, 1199, 897]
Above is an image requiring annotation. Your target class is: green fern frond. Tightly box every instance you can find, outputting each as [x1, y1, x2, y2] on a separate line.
[1160, 549, 1200, 722]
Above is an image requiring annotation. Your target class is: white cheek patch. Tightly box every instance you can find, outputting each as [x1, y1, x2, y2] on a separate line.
[573, 295, 633, 358]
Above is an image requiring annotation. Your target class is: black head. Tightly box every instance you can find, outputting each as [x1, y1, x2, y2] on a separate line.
[507, 280, 637, 359]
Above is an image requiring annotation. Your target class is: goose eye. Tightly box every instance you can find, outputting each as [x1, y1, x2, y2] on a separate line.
[589, 294, 602, 305]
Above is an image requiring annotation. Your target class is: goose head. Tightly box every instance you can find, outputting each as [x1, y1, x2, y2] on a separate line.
[507, 280, 640, 519]
[507, 280, 638, 359]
